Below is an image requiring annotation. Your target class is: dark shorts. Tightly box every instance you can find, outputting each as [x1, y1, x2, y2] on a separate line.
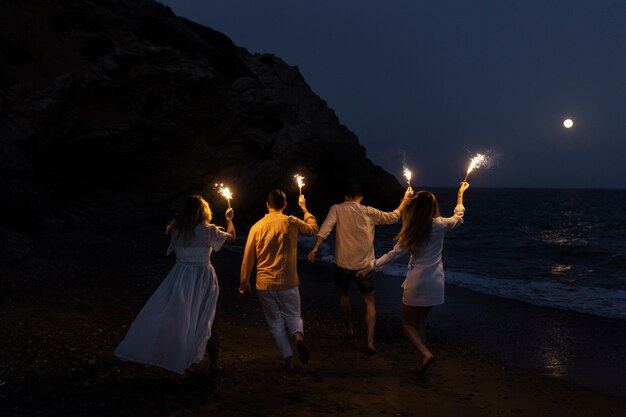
[334, 264, 375, 295]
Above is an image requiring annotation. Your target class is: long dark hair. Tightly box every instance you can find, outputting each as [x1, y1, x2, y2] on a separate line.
[395, 191, 441, 254]
[166, 195, 213, 244]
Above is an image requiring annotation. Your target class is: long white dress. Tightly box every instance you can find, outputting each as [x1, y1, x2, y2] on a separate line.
[373, 204, 464, 307]
[114, 224, 229, 373]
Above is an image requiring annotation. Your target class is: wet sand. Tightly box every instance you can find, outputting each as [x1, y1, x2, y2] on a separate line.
[2, 225, 626, 416]
[331, 265, 626, 399]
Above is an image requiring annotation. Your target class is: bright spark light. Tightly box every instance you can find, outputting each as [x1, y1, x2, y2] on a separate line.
[463, 153, 486, 182]
[403, 168, 412, 187]
[215, 183, 233, 208]
[563, 118, 574, 128]
[294, 174, 305, 195]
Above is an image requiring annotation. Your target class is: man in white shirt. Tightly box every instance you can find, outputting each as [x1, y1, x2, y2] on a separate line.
[307, 184, 412, 354]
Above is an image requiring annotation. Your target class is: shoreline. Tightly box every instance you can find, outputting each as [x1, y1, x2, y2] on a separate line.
[295, 256, 626, 399]
[2, 229, 626, 416]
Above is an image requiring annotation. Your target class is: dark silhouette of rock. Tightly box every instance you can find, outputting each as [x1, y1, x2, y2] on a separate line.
[0, 0, 403, 297]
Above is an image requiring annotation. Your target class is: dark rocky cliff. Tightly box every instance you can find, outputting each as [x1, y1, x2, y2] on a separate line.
[0, 0, 403, 296]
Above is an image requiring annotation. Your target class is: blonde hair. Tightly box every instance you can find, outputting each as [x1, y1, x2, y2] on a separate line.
[166, 195, 213, 245]
[395, 191, 441, 254]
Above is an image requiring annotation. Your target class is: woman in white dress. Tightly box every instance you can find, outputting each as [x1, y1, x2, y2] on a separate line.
[114, 195, 235, 374]
[358, 182, 470, 374]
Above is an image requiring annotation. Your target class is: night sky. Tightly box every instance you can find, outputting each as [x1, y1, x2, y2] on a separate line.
[162, 1, 626, 189]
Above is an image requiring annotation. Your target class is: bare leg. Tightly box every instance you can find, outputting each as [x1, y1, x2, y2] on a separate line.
[362, 293, 377, 354]
[418, 319, 427, 344]
[401, 304, 434, 373]
[293, 331, 310, 364]
[336, 288, 354, 337]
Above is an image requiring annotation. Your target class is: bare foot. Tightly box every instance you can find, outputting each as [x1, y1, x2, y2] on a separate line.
[415, 354, 435, 375]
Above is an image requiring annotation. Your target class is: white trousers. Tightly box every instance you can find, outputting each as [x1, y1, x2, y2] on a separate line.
[257, 287, 304, 359]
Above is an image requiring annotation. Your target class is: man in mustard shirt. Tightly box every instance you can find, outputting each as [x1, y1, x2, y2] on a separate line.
[240, 190, 319, 371]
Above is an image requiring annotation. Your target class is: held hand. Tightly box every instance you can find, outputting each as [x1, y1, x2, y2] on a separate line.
[298, 194, 307, 211]
[459, 182, 470, 193]
[238, 284, 252, 297]
[403, 186, 414, 200]
[307, 248, 318, 263]
[356, 266, 373, 277]
[225, 208, 234, 221]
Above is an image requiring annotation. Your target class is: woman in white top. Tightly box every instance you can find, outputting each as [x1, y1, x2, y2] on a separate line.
[114, 195, 235, 374]
[358, 182, 470, 374]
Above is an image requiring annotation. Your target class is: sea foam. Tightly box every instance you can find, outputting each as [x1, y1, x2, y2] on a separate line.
[348, 259, 626, 320]
[446, 270, 626, 320]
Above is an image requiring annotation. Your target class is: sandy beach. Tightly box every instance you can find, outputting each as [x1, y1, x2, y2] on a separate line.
[2, 221, 626, 417]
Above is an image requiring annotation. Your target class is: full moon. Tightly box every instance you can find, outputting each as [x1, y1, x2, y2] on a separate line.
[563, 118, 574, 128]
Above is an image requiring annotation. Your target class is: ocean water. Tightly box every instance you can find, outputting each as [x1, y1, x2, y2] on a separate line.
[296, 188, 626, 320]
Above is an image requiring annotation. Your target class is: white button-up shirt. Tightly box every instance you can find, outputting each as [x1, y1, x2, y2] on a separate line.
[317, 201, 401, 270]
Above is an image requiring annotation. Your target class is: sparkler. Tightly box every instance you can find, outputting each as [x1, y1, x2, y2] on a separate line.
[215, 183, 233, 209]
[403, 168, 412, 188]
[294, 174, 305, 195]
[463, 153, 486, 182]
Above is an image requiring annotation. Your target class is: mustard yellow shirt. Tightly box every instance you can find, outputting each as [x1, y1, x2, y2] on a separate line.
[241, 212, 318, 291]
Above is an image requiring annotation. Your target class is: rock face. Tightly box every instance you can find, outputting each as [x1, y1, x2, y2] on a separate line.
[0, 0, 403, 292]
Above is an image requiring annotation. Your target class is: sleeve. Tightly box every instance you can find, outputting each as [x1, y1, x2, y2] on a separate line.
[366, 206, 401, 225]
[317, 205, 337, 239]
[372, 242, 408, 271]
[293, 213, 319, 237]
[440, 204, 465, 232]
[208, 225, 230, 252]
[240, 226, 257, 286]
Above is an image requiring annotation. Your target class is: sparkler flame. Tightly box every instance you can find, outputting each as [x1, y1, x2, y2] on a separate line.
[215, 183, 233, 208]
[463, 153, 486, 182]
[403, 168, 412, 186]
[294, 174, 305, 194]
[219, 186, 233, 201]
[466, 154, 485, 175]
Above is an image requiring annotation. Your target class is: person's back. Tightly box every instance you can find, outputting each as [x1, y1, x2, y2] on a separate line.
[308, 185, 412, 354]
[410, 210, 463, 268]
[115, 195, 235, 374]
[357, 183, 470, 375]
[247, 212, 317, 291]
[330, 200, 400, 269]
[240, 190, 318, 370]
[168, 224, 223, 264]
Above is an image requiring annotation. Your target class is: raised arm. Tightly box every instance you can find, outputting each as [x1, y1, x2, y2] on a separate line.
[396, 187, 415, 213]
[224, 208, 236, 243]
[457, 182, 470, 206]
[295, 194, 319, 236]
[370, 188, 415, 225]
[441, 182, 470, 231]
